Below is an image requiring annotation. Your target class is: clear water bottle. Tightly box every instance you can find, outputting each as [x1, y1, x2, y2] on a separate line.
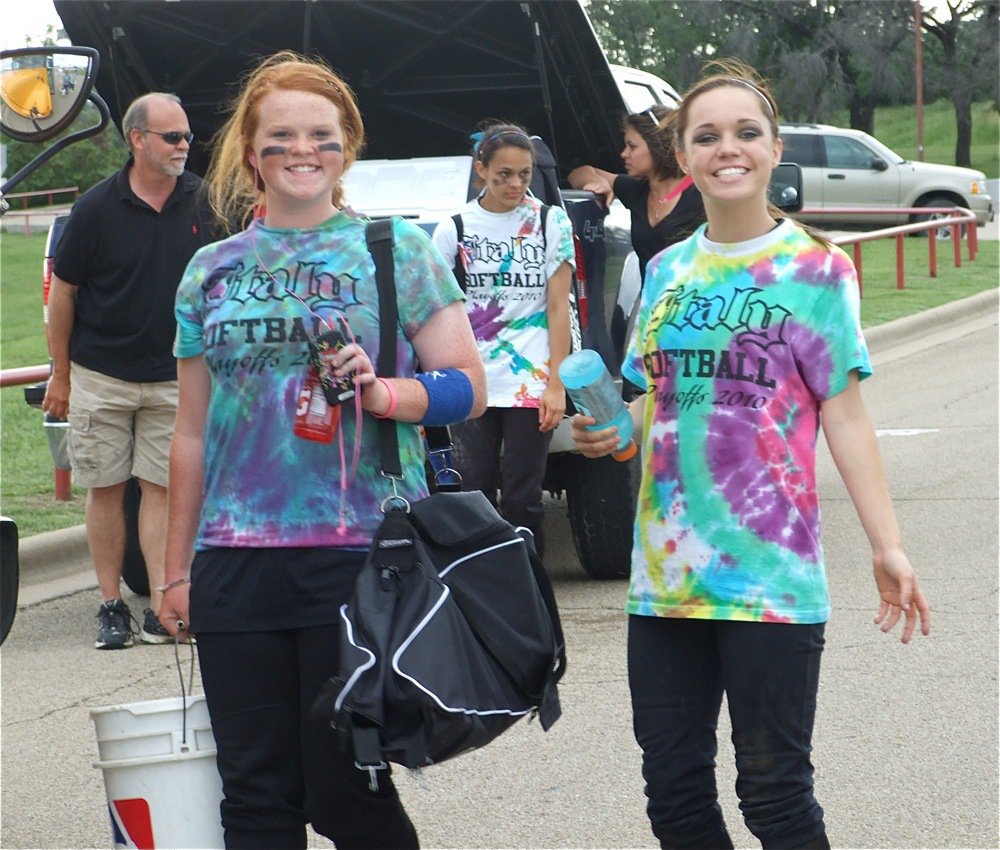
[558, 349, 637, 462]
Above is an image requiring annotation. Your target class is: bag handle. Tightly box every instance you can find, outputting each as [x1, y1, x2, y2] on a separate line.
[366, 218, 403, 480]
[366, 218, 452, 484]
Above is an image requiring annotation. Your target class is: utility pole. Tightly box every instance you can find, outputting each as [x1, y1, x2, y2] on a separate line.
[915, 0, 925, 160]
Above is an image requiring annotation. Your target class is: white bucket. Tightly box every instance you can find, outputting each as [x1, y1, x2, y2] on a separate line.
[90, 695, 225, 849]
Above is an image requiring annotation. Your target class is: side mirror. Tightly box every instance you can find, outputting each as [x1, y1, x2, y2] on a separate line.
[871, 157, 889, 172]
[770, 162, 803, 212]
[1, 46, 98, 142]
[1, 46, 110, 199]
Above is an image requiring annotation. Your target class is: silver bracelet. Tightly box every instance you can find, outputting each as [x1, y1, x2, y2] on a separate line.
[156, 576, 191, 593]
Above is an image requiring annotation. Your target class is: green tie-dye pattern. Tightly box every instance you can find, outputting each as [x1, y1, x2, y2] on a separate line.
[622, 222, 871, 624]
[174, 210, 463, 549]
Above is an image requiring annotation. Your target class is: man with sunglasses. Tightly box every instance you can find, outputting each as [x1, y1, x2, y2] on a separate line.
[43, 92, 217, 650]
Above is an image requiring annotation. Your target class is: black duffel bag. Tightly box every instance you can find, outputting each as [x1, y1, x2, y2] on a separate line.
[310, 219, 566, 780]
[312, 488, 565, 775]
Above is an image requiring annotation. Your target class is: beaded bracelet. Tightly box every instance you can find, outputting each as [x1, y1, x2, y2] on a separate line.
[156, 576, 191, 593]
[370, 377, 399, 419]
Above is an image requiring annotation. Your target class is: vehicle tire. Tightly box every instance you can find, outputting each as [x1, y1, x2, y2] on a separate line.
[122, 477, 149, 596]
[911, 194, 962, 240]
[1, 518, 20, 645]
[564, 452, 639, 580]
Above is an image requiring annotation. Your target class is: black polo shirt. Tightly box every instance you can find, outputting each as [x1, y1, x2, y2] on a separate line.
[54, 158, 217, 382]
[614, 175, 705, 280]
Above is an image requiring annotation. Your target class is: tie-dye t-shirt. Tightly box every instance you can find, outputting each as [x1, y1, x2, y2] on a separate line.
[174, 210, 463, 551]
[432, 196, 574, 407]
[622, 220, 871, 623]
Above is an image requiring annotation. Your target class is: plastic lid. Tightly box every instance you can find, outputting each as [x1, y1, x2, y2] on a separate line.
[611, 440, 637, 462]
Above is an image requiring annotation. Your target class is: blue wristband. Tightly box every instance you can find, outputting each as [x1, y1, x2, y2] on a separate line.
[416, 368, 474, 426]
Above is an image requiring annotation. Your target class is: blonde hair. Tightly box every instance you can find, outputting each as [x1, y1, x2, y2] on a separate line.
[675, 59, 831, 248]
[206, 51, 365, 231]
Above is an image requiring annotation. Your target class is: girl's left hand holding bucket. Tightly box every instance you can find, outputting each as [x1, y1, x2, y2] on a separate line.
[158, 581, 194, 641]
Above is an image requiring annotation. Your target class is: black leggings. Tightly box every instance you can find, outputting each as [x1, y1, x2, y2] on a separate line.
[451, 407, 553, 557]
[197, 627, 419, 850]
[628, 615, 828, 850]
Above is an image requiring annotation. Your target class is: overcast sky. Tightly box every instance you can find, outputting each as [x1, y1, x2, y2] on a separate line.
[2, 0, 62, 50]
[1, 0, 958, 53]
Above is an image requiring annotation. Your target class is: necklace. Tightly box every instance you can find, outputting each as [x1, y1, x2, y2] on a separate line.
[648, 175, 692, 224]
[648, 185, 676, 223]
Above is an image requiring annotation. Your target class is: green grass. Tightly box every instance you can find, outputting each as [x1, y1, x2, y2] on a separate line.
[848, 234, 1000, 326]
[832, 99, 999, 178]
[1, 226, 998, 538]
[1, 232, 87, 535]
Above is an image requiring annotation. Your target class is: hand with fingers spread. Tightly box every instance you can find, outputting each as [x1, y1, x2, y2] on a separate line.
[873, 547, 931, 644]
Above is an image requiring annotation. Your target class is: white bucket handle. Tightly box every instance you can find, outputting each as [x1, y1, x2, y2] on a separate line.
[172, 634, 198, 745]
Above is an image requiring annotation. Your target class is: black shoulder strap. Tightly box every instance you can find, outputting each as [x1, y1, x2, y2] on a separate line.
[451, 213, 466, 292]
[366, 218, 452, 479]
[539, 203, 549, 254]
[365, 218, 402, 478]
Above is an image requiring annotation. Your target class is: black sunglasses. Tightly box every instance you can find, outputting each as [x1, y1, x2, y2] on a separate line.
[141, 129, 194, 145]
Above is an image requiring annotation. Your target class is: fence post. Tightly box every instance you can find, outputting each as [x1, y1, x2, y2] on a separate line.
[929, 229, 937, 278]
[952, 225, 962, 268]
[54, 468, 72, 501]
[895, 234, 905, 290]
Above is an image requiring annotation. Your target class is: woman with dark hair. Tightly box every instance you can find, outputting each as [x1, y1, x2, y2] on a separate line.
[569, 105, 704, 279]
[431, 121, 575, 558]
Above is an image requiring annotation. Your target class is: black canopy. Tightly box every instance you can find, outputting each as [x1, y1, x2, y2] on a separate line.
[54, 0, 627, 177]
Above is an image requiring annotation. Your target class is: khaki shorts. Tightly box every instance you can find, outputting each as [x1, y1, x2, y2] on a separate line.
[67, 363, 178, 489]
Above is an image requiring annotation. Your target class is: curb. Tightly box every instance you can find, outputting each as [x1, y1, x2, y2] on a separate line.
[19, 522, 92, 591]
[15, 288, 1000, 590]
[863, 287, 998, 352]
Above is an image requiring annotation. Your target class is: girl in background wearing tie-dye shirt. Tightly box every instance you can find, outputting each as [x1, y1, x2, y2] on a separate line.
[159, 52, 485, 849]
[432, 122, 574, 558]
[571, 60, 930, 850]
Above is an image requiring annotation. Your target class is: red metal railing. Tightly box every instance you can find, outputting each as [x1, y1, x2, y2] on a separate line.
[801, 206, 980, 296]
[4, 186, 79, 208]
[0, 365, 51, 388]
[0, 206, 987, 501]
[2, 187, 79, 235]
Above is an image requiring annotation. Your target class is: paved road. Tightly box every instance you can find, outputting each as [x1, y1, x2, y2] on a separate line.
[2, 305, 997, 850]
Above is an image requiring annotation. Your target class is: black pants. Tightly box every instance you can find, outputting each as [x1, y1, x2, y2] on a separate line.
[628, 616, 829, 850]
[197, 627, 419, 850]
[452, 407, 553, 557]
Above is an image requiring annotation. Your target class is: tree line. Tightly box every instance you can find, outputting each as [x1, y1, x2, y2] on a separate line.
[3, 2, 997, 204]
[587, 0, 998, 167]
